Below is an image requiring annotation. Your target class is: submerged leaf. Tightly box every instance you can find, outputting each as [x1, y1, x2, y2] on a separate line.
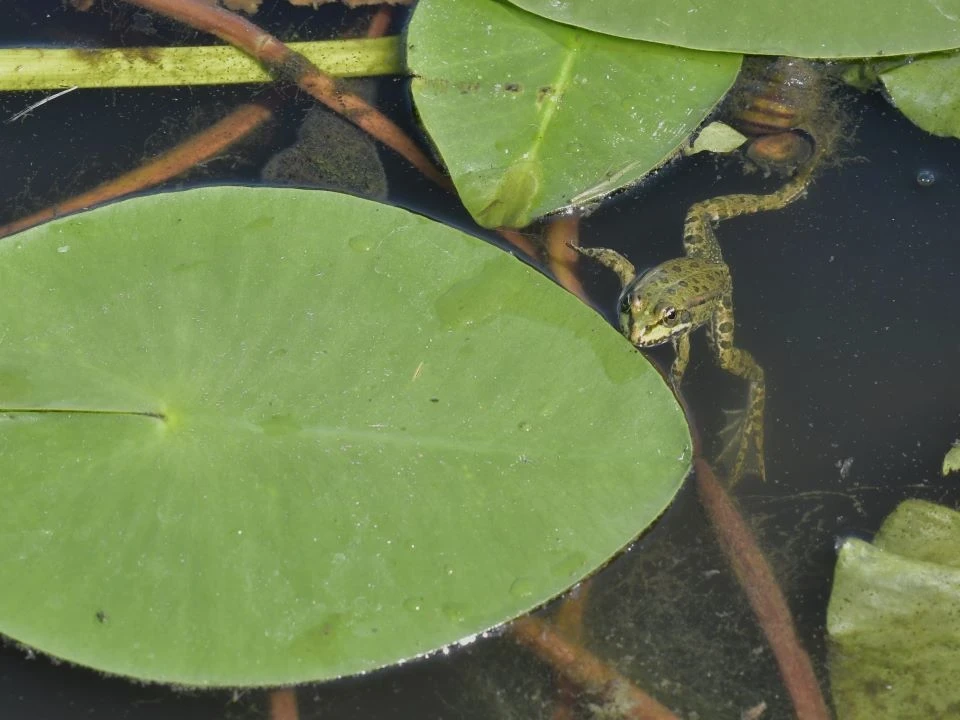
[262, 104, 388, 198]
[507, 0, 960, 59]
[0, 187, 690, 686]
[827, 500, 960, 719]
[874, 499, 960, 566]
[881, 52, 960, 138]
[408, 0, 739, 228]
[944, 441, 960, 475]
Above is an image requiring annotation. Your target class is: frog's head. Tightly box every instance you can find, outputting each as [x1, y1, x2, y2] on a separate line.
[618, 270, 694, 348]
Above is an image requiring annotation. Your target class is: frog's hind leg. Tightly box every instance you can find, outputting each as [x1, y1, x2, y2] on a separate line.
[572, 245, 637, 289]
[709, 294, 766, 484]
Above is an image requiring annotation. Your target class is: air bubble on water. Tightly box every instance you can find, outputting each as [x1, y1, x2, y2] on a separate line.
[916, 168, 936, 187]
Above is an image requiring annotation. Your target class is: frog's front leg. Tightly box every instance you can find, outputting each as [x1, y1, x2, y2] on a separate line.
[572, 245, 636, 287]
[709, 294, 766, 483]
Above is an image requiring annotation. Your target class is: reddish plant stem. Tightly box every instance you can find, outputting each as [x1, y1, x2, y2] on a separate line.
[269, 688, 299, 720]
[553, 584, 587, 641]
[366, 5, 394, 38]
[511, 615, 680, 720]
[0, 102, 272, 239]
[496, 226, 539, 263]
[545, 214, 589, 302]
[694, 458, 831, 720]
[120, 0, 450, 189]
[550, 584, 589, 720]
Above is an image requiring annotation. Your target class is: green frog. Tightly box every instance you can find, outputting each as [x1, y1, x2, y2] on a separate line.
[575, 161, 820, 483]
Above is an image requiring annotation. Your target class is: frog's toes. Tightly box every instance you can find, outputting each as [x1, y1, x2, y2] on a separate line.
[717, 407, 746, 446]
[716, 408, 766, 484]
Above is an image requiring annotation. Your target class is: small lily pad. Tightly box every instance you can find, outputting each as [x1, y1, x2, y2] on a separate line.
[827, 500, 960, 719]
[874, 498, 960, 565]
[0, 187, 690, 686]
[944, 441, 960, 475]
[880, 52, 960, 138]
[684, 122, 748, 156]
[408, 0, 740, 228]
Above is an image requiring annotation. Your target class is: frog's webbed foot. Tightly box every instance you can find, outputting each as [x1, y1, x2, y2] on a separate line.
[716, 406, 766, 485]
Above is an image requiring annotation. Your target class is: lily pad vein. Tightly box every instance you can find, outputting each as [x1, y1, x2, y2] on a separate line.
[527, 37, 581, 165]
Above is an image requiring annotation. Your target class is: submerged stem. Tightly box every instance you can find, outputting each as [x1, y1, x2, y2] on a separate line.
[511, 615, 680, 720]
[0, 37, 403, 91]
[694, 459, 832, 720]
[119, 0, 449, 188]
[0, 101, 273, 239]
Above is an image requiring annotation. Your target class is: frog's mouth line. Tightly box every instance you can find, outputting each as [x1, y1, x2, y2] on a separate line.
[633, 326, 674, 348]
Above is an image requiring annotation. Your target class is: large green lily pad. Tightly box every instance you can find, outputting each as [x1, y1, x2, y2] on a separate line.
[0, 188, 690, 686]
[507, 0, 960, 58]
[827, 500, 960, 719]
[408, 0, 740, 228]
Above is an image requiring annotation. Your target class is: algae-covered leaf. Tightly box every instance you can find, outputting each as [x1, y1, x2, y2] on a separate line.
[261, 105, 388, 198]
[881, 52, 960, 138]
[507, 0, 960, 59]
[0, 187, 690, 686]
[945, 441, 960, 475]
[827, 500, 960, 719]
[408, 0, 740, 229]
[873, 498, 960, 566]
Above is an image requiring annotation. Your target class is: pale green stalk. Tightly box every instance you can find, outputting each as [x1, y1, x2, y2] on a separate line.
[0, 36, 403, 91]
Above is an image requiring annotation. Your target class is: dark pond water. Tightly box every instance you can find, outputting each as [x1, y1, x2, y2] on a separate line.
[2, 2, 960, 719]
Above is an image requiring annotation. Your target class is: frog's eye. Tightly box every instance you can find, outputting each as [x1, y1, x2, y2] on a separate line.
[661, 306, 679, 326]
[618, 294, 631, 315]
